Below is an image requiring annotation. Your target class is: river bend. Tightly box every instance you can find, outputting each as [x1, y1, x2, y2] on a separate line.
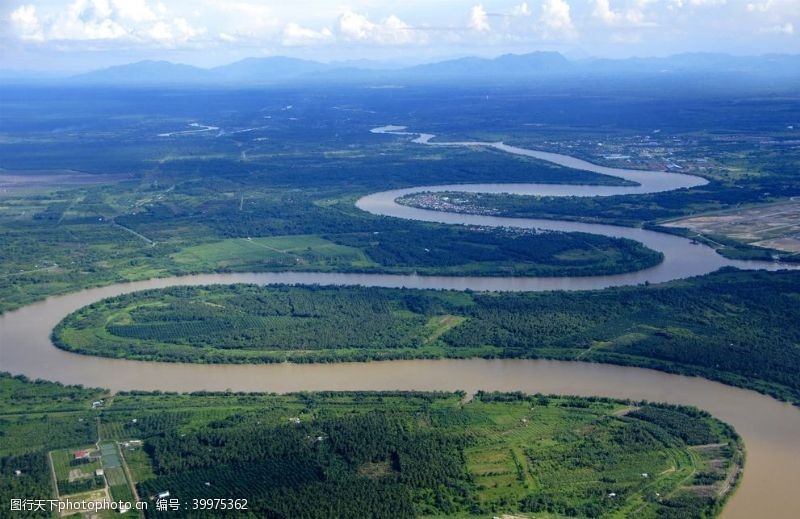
[1, 128, 798, 518]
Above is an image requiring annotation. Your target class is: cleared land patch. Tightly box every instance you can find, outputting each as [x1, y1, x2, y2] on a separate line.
[662, 199, 800, 255]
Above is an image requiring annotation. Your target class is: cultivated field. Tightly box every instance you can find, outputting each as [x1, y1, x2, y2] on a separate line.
[663, 199, 800, 254]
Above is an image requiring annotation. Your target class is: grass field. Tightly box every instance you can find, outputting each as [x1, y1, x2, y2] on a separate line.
[171, 234, 369, 270]
[50, 447, 102, 491]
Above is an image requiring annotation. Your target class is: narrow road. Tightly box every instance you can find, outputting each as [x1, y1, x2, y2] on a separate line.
[112, 219, 155, 246]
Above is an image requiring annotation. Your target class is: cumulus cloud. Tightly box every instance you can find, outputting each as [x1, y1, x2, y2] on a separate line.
[538, 0, 577, 39]
[47, 0, 128, 41]
[282, 23, 333, 46]
[511, 3, 532, 17]
[337, 11, 422, 44]
[212, 2, 279, 39]
[7, 0, 796, 56]
[9, 4, 44, 41]
[113, 0, 157, 23]
[593, 0, 651, 26]
[8, 0, 205, 45]
[469, 4, 490, 32]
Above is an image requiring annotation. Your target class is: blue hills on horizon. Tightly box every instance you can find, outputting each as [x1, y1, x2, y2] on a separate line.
[3, 51, 800, 85]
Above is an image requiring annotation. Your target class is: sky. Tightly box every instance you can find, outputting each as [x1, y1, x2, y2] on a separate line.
[0, 0, 798, 72]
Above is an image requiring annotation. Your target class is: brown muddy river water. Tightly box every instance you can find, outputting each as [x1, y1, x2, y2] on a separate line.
[2, 130, 798, 517]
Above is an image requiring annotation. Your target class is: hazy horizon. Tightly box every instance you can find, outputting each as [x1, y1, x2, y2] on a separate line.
[1, 0, 798, 73]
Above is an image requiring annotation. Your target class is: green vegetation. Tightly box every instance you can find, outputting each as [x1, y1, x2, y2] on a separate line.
[401, 101, 800, 265]
[54, 284, 443, 363]
[2, 79, 799, 519]
[398, 189, 800, 263]
[3, 86, 798, 313]
[170, 234, 369, 271]
[54, 269, 800, 404]
[0, 374, 741, 518]
[0, 91, 654, 315]
[50, 447, 104, 495]
[0, 375, 104, 518]
[0, 184, 661, 315]
[330, 227, 662, 277]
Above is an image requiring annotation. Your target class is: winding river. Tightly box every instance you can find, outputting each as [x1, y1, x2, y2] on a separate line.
[1, 127, 798, 518]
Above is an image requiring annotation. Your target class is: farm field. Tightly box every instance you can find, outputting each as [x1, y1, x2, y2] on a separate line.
[662, 199, 800, 255]
[0, 374, 741, 519]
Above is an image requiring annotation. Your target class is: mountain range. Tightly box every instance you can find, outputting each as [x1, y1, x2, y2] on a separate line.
[3, 52, 800, 85]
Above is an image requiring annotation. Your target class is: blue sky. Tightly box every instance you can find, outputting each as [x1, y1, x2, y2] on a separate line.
[1, 0, 798, 71]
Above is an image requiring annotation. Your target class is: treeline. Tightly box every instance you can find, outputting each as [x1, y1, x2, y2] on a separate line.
[330, 227, 662, 277]
[441, 269, 800, 403]
[55, 269, 800, 405]
[627, 406, 718, 446]
[54, 285, 435, 363]
[400, 155, 800, 228]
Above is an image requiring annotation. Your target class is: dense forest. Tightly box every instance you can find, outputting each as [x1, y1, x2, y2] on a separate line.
[54, 269, 800, 404]
[0, 374, 740, 518]
[329, 227, 662, 277]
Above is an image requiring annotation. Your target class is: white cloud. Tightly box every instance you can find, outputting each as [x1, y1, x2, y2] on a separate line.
[217, 2, 280, 37]
[670, 0, 728, 8]
[745, 1, 798, 36]
[48, 0, 128, 41]
[338, 11, 373, 40]
[144, 21, 172, 42]
[205, 2, 280, 45]
[469, 4, 490, 32]
[538, 0, 576, 39]
[9, 4, 44, 41]
[282, 23, 333, 46]
[170, 17, 202, 43]
[760, 21, 794, 33]
[6, 0, 798, 58]
[336, 11, 421, 44]
[111, 0, 156, 22]
[380, 15, 420, 44]
[747, 1, 772, 12]
[8, 0, 205, 45]
[593, 0, 650, 26]
[511, 3, 532, 17]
